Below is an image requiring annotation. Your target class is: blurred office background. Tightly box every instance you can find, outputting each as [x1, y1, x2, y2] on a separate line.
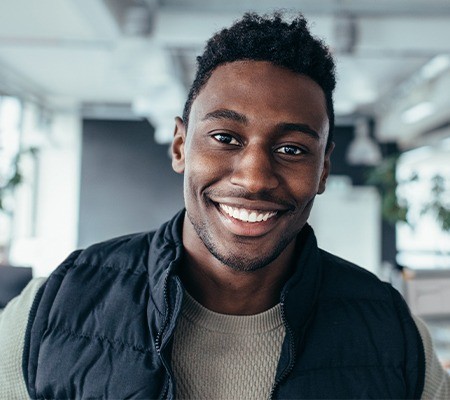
[0, 0, 449, 368]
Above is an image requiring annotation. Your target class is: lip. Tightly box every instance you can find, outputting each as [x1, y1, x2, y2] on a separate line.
[211, 198, 288, 237]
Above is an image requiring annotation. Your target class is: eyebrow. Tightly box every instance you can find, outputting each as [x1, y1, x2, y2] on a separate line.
[202, 108, 320, 140]
[277, 123, 320, 140]
[202, 109, 248, 124]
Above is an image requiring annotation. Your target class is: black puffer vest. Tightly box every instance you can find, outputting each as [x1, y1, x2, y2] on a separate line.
[23, 210, 425, 399]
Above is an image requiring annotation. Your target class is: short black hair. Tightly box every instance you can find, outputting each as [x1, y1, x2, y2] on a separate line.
[182, 12, 337, 150]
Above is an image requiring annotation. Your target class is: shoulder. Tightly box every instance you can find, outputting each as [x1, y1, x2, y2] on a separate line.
[74, 231, 157, 274]
[413, 316, 450, 399]
[29, 222, 180, 325]
[317, 250, 419, 343]
[35, 231, 161, 316]
[26, 232, 160, 336]
[319, 249, 394, 300]
[33, 215, 183, 322]
[67, 210, 185, 275]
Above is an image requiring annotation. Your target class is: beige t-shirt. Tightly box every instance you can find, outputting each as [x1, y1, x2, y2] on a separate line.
[0, 277, 45, 399]
[172, 292, 285, 399]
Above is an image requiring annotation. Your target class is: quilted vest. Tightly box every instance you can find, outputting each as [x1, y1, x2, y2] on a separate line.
[23, 210, 425, 399]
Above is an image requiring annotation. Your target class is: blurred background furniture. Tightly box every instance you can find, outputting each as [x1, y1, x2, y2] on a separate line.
[0, 265, 33, 308]
[392, 267, 450, 371]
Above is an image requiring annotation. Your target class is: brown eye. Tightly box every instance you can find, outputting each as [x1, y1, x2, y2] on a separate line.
[275, 145, 303, 155]
[212, 133, 240, 146]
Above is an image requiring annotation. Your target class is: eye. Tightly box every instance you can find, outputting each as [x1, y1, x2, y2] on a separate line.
[212, 133, 240, 146]
[275, 145, 304, 156]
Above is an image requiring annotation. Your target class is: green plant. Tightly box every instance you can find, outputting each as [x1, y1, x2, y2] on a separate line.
[366, 155, 409, 225]
[367, 154, 450, 231]
[421, 175, 450, 231]
[0, 147, 37, 214]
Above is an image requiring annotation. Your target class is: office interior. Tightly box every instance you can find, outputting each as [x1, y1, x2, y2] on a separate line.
[0, 0, 449, 371]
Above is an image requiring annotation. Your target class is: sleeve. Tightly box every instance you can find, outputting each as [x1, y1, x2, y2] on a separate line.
[0, 277, 47, 400]
[414, 315, 450, 400]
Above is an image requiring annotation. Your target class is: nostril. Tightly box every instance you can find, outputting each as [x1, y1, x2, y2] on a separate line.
[229, 147, 279, 191]
[229, 166, 279, 192]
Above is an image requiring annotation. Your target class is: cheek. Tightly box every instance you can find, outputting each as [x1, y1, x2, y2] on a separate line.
[183, 151, 220, 201]
[288, 167, 323, 199]
[186, 149, 226, 184]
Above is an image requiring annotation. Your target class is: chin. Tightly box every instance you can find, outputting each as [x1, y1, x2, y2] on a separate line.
[194, 219, 295, 272]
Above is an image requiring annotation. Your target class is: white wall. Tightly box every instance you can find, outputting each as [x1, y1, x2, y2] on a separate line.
[9, 111, 81, 277]
[309, 176, 381, 275]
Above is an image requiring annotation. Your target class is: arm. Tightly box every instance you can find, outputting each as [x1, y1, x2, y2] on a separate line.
[0, 277, 46, 399]
[414, 315, 450, 400]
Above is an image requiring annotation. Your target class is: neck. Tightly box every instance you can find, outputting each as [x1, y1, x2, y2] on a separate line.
[179, 216, 296, 315]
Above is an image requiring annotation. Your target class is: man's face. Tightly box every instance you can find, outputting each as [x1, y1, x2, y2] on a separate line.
[172, 61, 332, 272]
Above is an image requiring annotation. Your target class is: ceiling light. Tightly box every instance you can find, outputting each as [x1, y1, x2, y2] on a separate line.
[421, 54, 450, 80]
[333, 14, 357, 55]
[346, 118, 382, 166]
[401, 102, 434, 124]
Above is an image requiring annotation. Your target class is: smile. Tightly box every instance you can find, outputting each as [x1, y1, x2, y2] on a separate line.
[219, 204, 278, 223]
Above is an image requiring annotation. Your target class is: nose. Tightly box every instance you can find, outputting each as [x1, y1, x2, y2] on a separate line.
[229, 145, 279, 193]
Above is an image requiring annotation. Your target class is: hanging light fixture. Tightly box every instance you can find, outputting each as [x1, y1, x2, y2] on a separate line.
[401, 102, 435, 124]
[346, 117, 382, 166]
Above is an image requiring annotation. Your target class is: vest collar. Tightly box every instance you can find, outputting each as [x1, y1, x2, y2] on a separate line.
[148, 209, 185, 318]
[148, 211, 322, 341]
[281, 224, 323, 334]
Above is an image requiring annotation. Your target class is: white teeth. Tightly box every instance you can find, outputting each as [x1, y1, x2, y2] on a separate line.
[219, 204, 277, 223]
[239, 209, 249, 221]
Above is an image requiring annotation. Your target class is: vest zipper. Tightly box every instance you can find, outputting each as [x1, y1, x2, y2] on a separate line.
[269, 300, 296, 399]
[160, 378, 170, 400]
[155, 271, 172, 353]
[155, 270, 175, 399]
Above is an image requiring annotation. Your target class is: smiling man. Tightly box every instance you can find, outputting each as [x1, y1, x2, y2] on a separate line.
[172, 60, 332, 317]
[1, 12, 450, 400]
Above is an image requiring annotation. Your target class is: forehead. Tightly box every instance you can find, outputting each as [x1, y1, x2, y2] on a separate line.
[188, 61, 329, 135]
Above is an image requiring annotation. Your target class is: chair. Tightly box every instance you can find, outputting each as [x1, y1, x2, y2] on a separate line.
[0, 265, 33, 308]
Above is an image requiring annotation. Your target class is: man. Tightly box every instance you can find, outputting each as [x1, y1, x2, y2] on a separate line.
[1, 12, 449, 399]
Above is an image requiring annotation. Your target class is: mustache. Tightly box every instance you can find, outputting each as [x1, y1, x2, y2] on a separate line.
[204, 188, 296, 211]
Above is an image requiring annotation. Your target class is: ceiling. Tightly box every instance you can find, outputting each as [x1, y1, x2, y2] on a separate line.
[1, 0, 450, 145]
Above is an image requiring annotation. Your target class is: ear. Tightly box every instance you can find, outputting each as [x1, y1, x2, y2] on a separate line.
[317, 142, 334, 194]
[171, 117, 186, 174]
